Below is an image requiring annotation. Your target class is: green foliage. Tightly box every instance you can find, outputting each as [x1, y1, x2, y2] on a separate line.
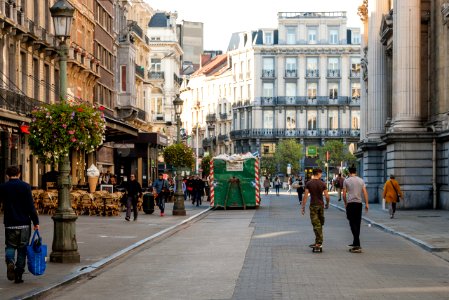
[201, 155, 211, 176]
[274, 139, 303, 175]
[316, 140, 356, 170]
[29, 102, 106, 164]
[260, 156, 276, 176]
[163, 143, 195, 169]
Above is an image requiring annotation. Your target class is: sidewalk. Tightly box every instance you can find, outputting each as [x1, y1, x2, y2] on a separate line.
[328, 191, 449, 262]
[0, 201, 211, 300]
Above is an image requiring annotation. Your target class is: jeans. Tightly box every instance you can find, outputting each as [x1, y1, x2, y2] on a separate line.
[346, 202, 363, 247]
[126, 196, 138, 220]
[156, 194, 165, 213]
[5, 227, 31, 275]
[275, 185, 280, 195]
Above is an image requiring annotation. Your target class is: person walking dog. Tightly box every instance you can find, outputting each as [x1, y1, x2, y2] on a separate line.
[0, 166, 39, 283]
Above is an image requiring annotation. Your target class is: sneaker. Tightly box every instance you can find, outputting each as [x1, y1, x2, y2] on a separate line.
[388, 206, 393, 217]
[160, 212, 164, 217]
[14, 272, 23, 284]
[338, 198, 342, 202]
[347, 244, 355, 248]
[6, 262, 15, 281]
[309, 243, 322, 248]
[125, 216, 130, 221]
[349, 246, 362, 253]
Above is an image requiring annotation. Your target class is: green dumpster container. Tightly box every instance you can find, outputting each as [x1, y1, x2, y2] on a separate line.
[211, 154, 260, 209]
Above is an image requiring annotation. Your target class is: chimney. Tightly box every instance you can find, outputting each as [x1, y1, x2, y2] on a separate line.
[200, 53, 212, 68]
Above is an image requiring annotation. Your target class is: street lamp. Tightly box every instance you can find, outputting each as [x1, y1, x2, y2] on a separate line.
[49, 0, 80, 263]
[172, 95, 186, 216]
[207, 123, 215, 156]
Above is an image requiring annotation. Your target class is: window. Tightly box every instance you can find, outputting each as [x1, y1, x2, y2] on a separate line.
[328, 58, 339, 70]
[308, 27, 317, 44]
[286, 27, 296, 45]
[352, 112, 360, 129]
[351, 82, 361, 100]
[307, 111, 317, 130]
[328, 110, 338, 129]
[120, 65, 127, 92]
[156, 97, 162, 114]
[286, 83, 296, 98]
[306, 57, 318, 77]
[151, 58, 161, 72]
[263, 82, 274, 98]
[33, 58, 39, 100]
[263, 110, 273, 128]
[329, 83, 338, 99]
[262, 57, 274, 77]
[352, 32, 361, 44]
[351, 57, 361, 77]
[307, 82, 317, 100]
[240, 111, 245, 129]
[285, 57, 297, 77]
[20, 52, 27, 94]
[264, 31, 273, 44]
[286, 110, 296, 129]
[329, 28, 339, 44]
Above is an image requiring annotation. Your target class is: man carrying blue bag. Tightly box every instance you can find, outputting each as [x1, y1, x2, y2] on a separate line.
[0, 166, 39, 284]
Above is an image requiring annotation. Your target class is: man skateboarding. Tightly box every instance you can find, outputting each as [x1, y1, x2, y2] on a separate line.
[301, 168, 330, 251]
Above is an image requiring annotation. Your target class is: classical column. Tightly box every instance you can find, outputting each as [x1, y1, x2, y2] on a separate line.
[367, 0, 389, 140]
[392, 0, 423, 130]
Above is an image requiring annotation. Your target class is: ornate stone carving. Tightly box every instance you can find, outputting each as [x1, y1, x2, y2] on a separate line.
[441, 3, 449, 26]
[361, 46, 368, 89]
[358, 0, 368, 22]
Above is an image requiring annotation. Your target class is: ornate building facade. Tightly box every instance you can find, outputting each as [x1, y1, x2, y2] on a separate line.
[359, 0, 449, 209]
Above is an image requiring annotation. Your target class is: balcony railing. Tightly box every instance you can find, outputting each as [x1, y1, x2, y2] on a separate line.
[219, 113, 228, 120]
[135, 64, 145, 78]
[206, 114, 217, 123]
[0, 87, 43, 115]
[262, 69, 275, 78]
[136, 108, 147, 121]
[148, 71, 164, 79]
[218, 134, 229, 142]
[230, 128, 360, 139]
[130, 21, 143, 39]
[350, 70, 361, 78]
[327, 69, 341, 78]
[285, 69, 298, 78]
[305, 69, 319, 78]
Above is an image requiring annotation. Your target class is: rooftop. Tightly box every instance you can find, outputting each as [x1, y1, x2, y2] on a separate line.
[278, 11, 347, 19]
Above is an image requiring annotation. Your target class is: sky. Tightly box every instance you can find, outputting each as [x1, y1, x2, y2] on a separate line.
[144, 0, 364, 52]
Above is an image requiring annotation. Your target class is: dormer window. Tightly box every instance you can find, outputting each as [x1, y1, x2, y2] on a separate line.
[264, 31, 273, 45]
[286, 27, 296, 45]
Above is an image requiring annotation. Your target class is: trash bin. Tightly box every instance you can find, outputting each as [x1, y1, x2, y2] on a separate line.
[142, 192, 155, 214]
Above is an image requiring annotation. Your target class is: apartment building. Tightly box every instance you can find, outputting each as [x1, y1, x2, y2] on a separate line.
[228, 12, 361, 172]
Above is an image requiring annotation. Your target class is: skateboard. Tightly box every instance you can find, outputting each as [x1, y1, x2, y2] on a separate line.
[309, 244, 323, 253]
[349, 247, 362, 253]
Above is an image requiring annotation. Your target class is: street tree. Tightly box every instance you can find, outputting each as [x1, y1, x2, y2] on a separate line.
[201, 155, 211, 177]
[316, 140, 356, 172]
[260, 156, 276, 178]
[274, 139, 303, 175]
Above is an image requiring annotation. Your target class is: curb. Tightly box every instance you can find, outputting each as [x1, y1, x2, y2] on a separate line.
[329, 203, 448, 253]
[15, 207, 213, 300]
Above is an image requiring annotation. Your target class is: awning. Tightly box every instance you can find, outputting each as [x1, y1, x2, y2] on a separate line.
[124, 132, 168, 146]
[104, 116, 138, 142]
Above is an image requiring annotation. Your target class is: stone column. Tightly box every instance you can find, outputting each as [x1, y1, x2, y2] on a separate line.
[392, 0, 423, 131]
[367, 0, 389, 140]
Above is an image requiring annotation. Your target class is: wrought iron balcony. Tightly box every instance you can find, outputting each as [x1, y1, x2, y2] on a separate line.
[206, 114, 217, 123]
[306, 69, 319, 78]
[285, 69, 298, 78]
[130, 21, 143, 39]
[230, 128, 359, 139]
[261, 69, 275, 78]
[219, 113, 228, 120]
[327, 69, 341, 78]
[350, 70, 361, 78]
[218, 134, 229, 142]
[136, 108, 147, 122]
[0, 87, 43, 116]
[261, 97, 275, 105]
[135, 64, 145, 79]
[148, 71, 164, 80]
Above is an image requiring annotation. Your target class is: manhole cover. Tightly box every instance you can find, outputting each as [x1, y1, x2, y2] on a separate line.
[417, 215, 441, 218]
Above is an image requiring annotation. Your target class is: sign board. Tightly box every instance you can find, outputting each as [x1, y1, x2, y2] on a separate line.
[307, 146, 318, 157]
[226, 161, 244, 172]
[287, 163, 291, 175]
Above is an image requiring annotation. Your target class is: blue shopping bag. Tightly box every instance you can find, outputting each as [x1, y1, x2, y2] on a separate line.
[26, 229, 47, 276]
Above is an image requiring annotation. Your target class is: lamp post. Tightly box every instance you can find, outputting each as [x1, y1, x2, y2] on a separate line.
[207, 124, 215, 156]
[49, 0, 80, 263]
[172, 95, 186, 216]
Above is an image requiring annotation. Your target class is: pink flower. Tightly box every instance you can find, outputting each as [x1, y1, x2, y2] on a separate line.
[68, 130, 75, 135]
[71, 137, 77, 142]
[62, 124, 67, 128]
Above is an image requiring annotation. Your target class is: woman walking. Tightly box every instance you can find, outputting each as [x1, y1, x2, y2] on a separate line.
[263, 176, 270, 195]
[274, 176, 281, 196]
[383, 174, 403, 219]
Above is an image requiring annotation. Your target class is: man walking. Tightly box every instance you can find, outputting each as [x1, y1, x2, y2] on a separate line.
[343, 166, 369, 253]
[0, 166, 39, 283]
[335, 173, 345, 201]
[123, 174, 142, 221]
[301, 168, 330, 249]
[153, 173, 169, 216]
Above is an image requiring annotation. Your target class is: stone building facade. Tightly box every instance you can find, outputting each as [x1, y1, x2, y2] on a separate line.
[359, 0, 449, 209]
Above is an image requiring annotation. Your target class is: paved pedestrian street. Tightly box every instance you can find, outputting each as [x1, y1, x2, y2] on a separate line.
[6, 192, 449, 300]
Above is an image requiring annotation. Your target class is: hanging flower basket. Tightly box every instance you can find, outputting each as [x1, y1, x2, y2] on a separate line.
[29, 101, 106, 164]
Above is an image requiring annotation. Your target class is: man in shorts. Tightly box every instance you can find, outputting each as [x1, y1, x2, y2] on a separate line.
[301, 168, 330, 248]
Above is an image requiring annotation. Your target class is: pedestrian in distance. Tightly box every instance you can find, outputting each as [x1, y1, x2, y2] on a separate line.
[192, 174, 204, 206]
[382, 174, 403, 219]
[296, 175, 304, 204]
[301, 168, 330, 250]
[263, 176, 270, 195]
[335, 173, 345, 201]
[0, 166, 40, 283]
[287, 175, 293, 193]
[153, 173, 169, 216]
[123, 174, 142, 221]
[342, 166, 369, 253]
[274, 176, 281, 196]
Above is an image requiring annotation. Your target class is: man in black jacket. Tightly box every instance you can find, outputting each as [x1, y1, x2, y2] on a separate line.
[123, 174, 142, 221]
[0, 166, 39, 283]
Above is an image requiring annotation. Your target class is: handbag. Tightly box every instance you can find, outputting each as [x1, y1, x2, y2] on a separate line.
[27, 229, 47, 276]
[389, 180, 400, 202]
[291, 181, 300, 189]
